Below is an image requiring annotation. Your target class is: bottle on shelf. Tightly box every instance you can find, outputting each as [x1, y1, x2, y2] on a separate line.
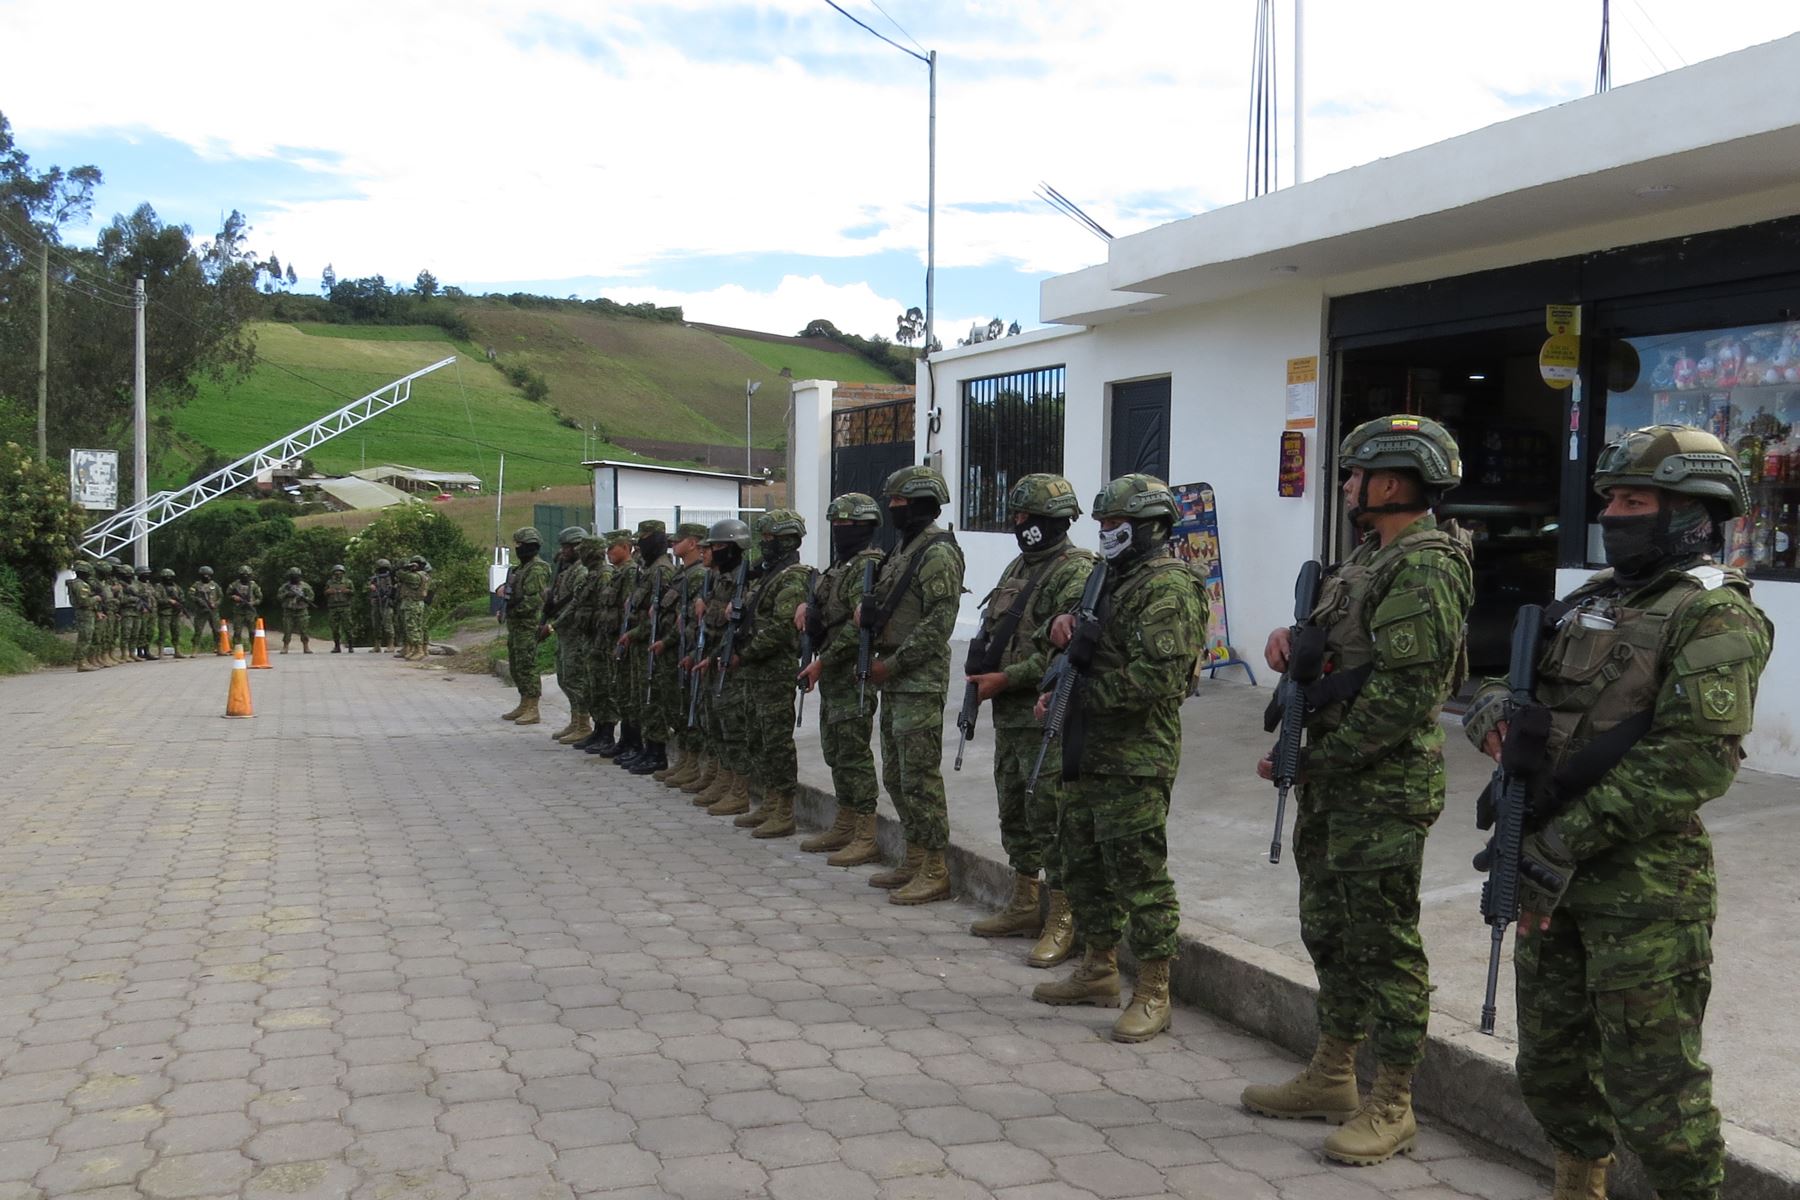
[1776, 503, 1798, 570]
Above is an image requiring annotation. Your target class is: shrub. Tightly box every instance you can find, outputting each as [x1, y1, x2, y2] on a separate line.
[0, 441, 86, 624]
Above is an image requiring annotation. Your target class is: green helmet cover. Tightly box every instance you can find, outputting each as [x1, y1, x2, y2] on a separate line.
[1339, 414, 1463, 490]
[882, 464, 950, 504]
[558, 525, 588, 546]
[1007, 473, 1082, 519]
[756, 509, 807, 539]
[1592, 423, 1749, 518]
[1092, 474, 1181, 522]
[513, 526, 543, 546]
[827, 492, 882, 523]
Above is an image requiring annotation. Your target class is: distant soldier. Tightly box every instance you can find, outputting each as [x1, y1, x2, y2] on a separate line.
[618, 520, 675, 774]
[155, 568, 187, 659]
[608, 527, 648, 764]
[542, 527, 592, 744]
[324, 565, 355, 652]
[694, 521, 751, 815]
[67, 561, 100, 671]
[654, 521, 711, 785]
[498, 529, 553, 724]
[132, 565, 157, 660]
[189, 566, 223, 655]
[93, 561, 118, 665]
[277, 567, 316, 653]
[560, 534, 608, 748]
[227, 565, 262, 652]
[395, 555, 431, 660]
[583, 530, 634, 757]
[367, 558, 397, 652]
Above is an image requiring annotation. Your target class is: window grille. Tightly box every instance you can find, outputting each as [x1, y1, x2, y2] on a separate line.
[960, 366, 1066, 532]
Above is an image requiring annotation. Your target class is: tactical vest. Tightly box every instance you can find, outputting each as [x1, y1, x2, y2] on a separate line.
[1085, 555, 1204, 679]
[1308, 524, 1472, 733]
[1536, 565, 1750, 776]
[870, 528, 962, 654]
[816, 549, 883, 653]
[739, 560, 807, 644]
[979, 544, 1096, 675]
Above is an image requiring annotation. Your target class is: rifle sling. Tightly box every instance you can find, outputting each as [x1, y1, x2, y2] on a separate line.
[868, 533, 957, 637]
[971, 557, 1058, 674]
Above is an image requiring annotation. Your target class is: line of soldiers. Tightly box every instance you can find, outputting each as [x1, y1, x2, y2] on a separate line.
[64, 559, 191, 669]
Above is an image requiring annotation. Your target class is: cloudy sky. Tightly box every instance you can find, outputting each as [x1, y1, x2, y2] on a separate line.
[5, 0, 1797, 340]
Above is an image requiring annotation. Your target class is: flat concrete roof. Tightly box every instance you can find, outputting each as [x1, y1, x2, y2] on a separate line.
[581, 459, 760, 484]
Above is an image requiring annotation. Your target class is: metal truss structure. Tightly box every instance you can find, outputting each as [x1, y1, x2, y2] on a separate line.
[80, 356, 457, 560]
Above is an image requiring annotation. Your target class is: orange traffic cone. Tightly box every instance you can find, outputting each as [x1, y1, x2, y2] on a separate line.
[250, 619, 272, 669]
[224, 648, 254, 718]
[217, 619, 232, 656]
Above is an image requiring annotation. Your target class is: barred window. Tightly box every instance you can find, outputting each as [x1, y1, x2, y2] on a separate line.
[960, 366, 1066, 532]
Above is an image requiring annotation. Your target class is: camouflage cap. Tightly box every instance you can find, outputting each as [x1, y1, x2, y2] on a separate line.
[827, 492, 882, 522]
[159, 567, 176, 579]
[1007, 473, 1081, 519]
[198, 565, 214, 577]
[1592, 423, 1749, 518]
[512, 526, 543, 546]
[557, 525, 588, 546]
[882, 464, 950, 504]
[605, 528, 634, 548]
[756, 509, 806, 539]
[1092, 474, 1181, 522]
[635, 519, 667, 538]
[706, 518, 752, 550]
[73, 560, 93, 575]
[1339, 414, 1462, 490]
[675, 522, 710, 542]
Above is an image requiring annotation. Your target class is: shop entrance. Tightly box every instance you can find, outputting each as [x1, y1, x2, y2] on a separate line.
[1334, 324, 1564, 675]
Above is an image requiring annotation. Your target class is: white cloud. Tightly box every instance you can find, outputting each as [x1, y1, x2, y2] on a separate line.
[5, 0, 1797, 326]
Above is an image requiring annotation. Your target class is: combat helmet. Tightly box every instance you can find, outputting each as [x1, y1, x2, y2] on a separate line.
[286, 567, 303, 579]
[95, 561, 113, 576]
[827, 493, 882, 523]
[706, 518, 752, 550]
[756, 509, 807, 539]
[882, 464, 950, 504]
[1092, 474, 1181, 523]
[1339, 415, 1462, 492]
[198, 565, 214, 578]
[136, 565, 152, 577]
[1592, 423, 1749, 519]
[1008, 473, 1082, 519]
[159, 568, 176, 579]
[73, 561, 93, 576]
[331, 564, 346, 574]
[558, 526, 588, 547]
[237, 564, 253, 577]
[513, 526, 543, 546]
[374, 558, 391, 571]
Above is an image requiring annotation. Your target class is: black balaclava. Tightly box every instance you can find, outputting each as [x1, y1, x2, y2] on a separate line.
[711, 543, 744, 573]
[1601, 496, 1716, 586]
[761, 535, 801, 572]
[517, 542, 539, 562]
[1014, 515, 1072, 556]
[889, 497, 940, 543]
[639, 531, 669, 562]
[832, 522, 878, 562]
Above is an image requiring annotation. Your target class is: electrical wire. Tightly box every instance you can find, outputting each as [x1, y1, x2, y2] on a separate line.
[1629, 0, 1687, 66]
[0, 208, 143, 303]
[822, 0, 929, 64]
[866, 0, 926, 56]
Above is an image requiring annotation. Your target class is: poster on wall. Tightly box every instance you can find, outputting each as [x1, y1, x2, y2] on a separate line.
[1285, 357, 1318, 430]
[69, 449, 118, 511]
[1278, 431, 1306, 497]
[1169, 482, 1256, 685]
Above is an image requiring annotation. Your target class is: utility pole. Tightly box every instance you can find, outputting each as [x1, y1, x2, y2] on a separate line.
[745, 380, 760, 478]
[37, 240, 48, 463]
[1294, 0, 1305, 185]
[133, 277, 148, 569]
[925, 49, 937, 362]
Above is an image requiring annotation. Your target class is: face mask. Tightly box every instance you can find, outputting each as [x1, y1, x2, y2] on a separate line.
[1013, 515, 1070, 554]
[639, 533, 668, 562]
[1599, 514, 1660, 578]
[889, 498, 940, 540]
[517, 543, 538, 561]
[832, 524, 876, 561]
[1097, 523, 1134, 561]
[712, 545, 743, 573]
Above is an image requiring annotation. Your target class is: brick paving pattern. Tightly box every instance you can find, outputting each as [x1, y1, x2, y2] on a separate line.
[0, 656, 1547, 1198]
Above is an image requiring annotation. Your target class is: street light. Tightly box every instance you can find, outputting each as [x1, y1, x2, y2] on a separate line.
[745, 379, 761, 478]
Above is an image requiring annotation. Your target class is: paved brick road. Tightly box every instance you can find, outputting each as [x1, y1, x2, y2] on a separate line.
[0, 655, 1547, 1199]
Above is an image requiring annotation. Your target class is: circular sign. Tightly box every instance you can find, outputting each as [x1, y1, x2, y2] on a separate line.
[1540, 332, 1580, 390]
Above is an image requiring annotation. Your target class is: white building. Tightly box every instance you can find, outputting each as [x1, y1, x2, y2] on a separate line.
[583, 460, 760, 533]
[909, 34, 1800, 776]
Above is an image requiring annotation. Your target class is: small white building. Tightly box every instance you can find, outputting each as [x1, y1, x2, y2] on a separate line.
[583, 460, 760, 533]
[910, 34, 1800, 776]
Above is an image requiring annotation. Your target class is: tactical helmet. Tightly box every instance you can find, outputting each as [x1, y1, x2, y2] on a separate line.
[73, 561, 93, 576]
[199, 565, 214, 578]
[706, 518, 753, 550]
[331, 564, 346, 574]
[286, 567, 302, 579]
[1338, 415, 1462, 490]
[1007, 473, 1082, 519]
[557, 526, 588, 547]
[757, 509, 807, 539]
[104, 556, 121, 567]
[160, 568, 176, 579]
[513, 526, 543, 546]
[827, 492, 882, 523]
[675, 521, 710, 542]
[375, 558, 391, 571]
[1592, 424, 1749, 518]
[882, 464, 951, 504]
[136, 565, 151, 577]
[237, 565, 252, 577]
[96, 562, 113, 576]
[1092, 474, 1181, 523]
[410, 555, 427, 568]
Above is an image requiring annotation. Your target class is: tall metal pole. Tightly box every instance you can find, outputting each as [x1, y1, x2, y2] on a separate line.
[132, 277, 148, 569]
[37, 240, 48, 463]
[925, 50, 937, 358]
[494, 453, 505, 550]
[1293, 0, 1305, 185]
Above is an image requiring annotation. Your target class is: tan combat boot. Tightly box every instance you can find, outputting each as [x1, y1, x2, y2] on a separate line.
[549, 715, 578, 741]
[1112, 958, 1173, 1043]
[800, 809, 856, 854]
[695, 764, 732, 807]
[891, 850, 950, 905]
[512, 698, 542, 726]
[707, 774, 751, 817]
[868, 844, 924, 890]
[78, 659, 96, 672]
[501, 697, 527, 721]
[970, 873, 1042, 938]
[557, 714, 593, 745]
[654, 747, 685, 782]
[828, 813, 881, 867]
[667, 752, 704, 789]
[1551, 1151, 1613, 1200]
[1322, 1063, 1417, 1166]
[733, 786, 770, 828]
[1028, 890, 1076, 967]
[1241, 1033, 1362, 1124]
[1031, 945, 1122, 1007]
[685, 758, 720, 799]
[751, 791, 796, 839]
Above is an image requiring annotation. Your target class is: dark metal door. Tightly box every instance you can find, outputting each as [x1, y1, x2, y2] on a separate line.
[1110, 378, 1171, 481]
[831, 400, 915, 552]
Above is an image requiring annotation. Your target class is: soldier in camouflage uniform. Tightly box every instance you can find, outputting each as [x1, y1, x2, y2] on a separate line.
[115, 565, 137, 661]
[583, 530, 633, 758]
[1031, 475, 1208, 1044]
[324, 565, 355, 652]
[654, 522, 711, 785]
[367, 559, 397, 652]
[132, 565, 156, 660]
[92, 561, 117, 664]
[189, 566, 223, 655]
[795, 494, 887, 865]
[676, 541, 729, 801]
[542, 527, 592, 744]
[724, 510, 811, 836]
[277, 567, 316, 653]
[608, 528, 650, 763]
[68, 561, 99, 671]
[1463, 426, 1772, 1200]
[498, 528, 553, 724]
[617, 520, 674, 772]
[964, 474, 1097, 966]
[395, 555, 432, 660]
[1238, 416, 1472, 1164]
[694, 521, 753, 816]
[226, 565, 262, 654]
[155, 568, 187, 659]
[558, 535, 607, 748]
[859, 465, 965, 905]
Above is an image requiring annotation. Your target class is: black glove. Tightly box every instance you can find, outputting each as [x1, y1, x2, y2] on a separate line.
[1518, 826, 1575, 913]
[1066, 619, 1101, 673]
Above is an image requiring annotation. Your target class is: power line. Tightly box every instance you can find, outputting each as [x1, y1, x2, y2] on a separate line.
[1629, 0, 1687, 65]
[0, 208, 142, 303]
[866, 0, 926, 56]
[822, 0, 929, 64]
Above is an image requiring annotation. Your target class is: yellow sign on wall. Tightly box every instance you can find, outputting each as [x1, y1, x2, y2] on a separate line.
[1540, 332, 1580, 389]
[1285, 356, 1318, 430]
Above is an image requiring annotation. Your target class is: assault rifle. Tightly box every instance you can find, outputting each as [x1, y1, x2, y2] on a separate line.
[854, 558, 877, 715]
[1476, 604, 1554, 1036]
[953, 631, 987, 771]
[1026, 562, 1108, 799]
[676, 570, 692, 691]
[614, 574, 636, 661]
[644, 573, 664, 705]
[794, 569, 820, 728]
[687, 571, 714, 728]
[713, 559, 750, 698]
[1263, 560, 1325, 865]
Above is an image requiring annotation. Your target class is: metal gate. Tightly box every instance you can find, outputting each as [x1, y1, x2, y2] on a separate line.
[831, 400, 915, 551]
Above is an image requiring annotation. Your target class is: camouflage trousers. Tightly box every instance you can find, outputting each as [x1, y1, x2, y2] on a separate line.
[230, 606, 258, 650]
[708, 668, 750, 764]
[400, 600, 426, 648]
[586, 639, 618, 725]
[878, 689, 949, 851]
[557, 631, 591, 715]
[369, 603, 395, 647]
[157, 609, 181, 650]
[190, 611, 219, 651]
[328, 607, 353, 645]
[616, 643, 643, 725]
[75, 611, 94, 661]
[281, 608, 310, 645]
[993, 723, 1065, 888]
[639, 649, 678, 742]
[741, 666, 798, 794]
[1293, 804, 1434, 1067]
[674, 666, 706, 754]
[1060, 774, 1179, 961]
[506, 624, 541, 698]
[1516, 914, 1722, 1199]
[819, 679, 878, 815]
